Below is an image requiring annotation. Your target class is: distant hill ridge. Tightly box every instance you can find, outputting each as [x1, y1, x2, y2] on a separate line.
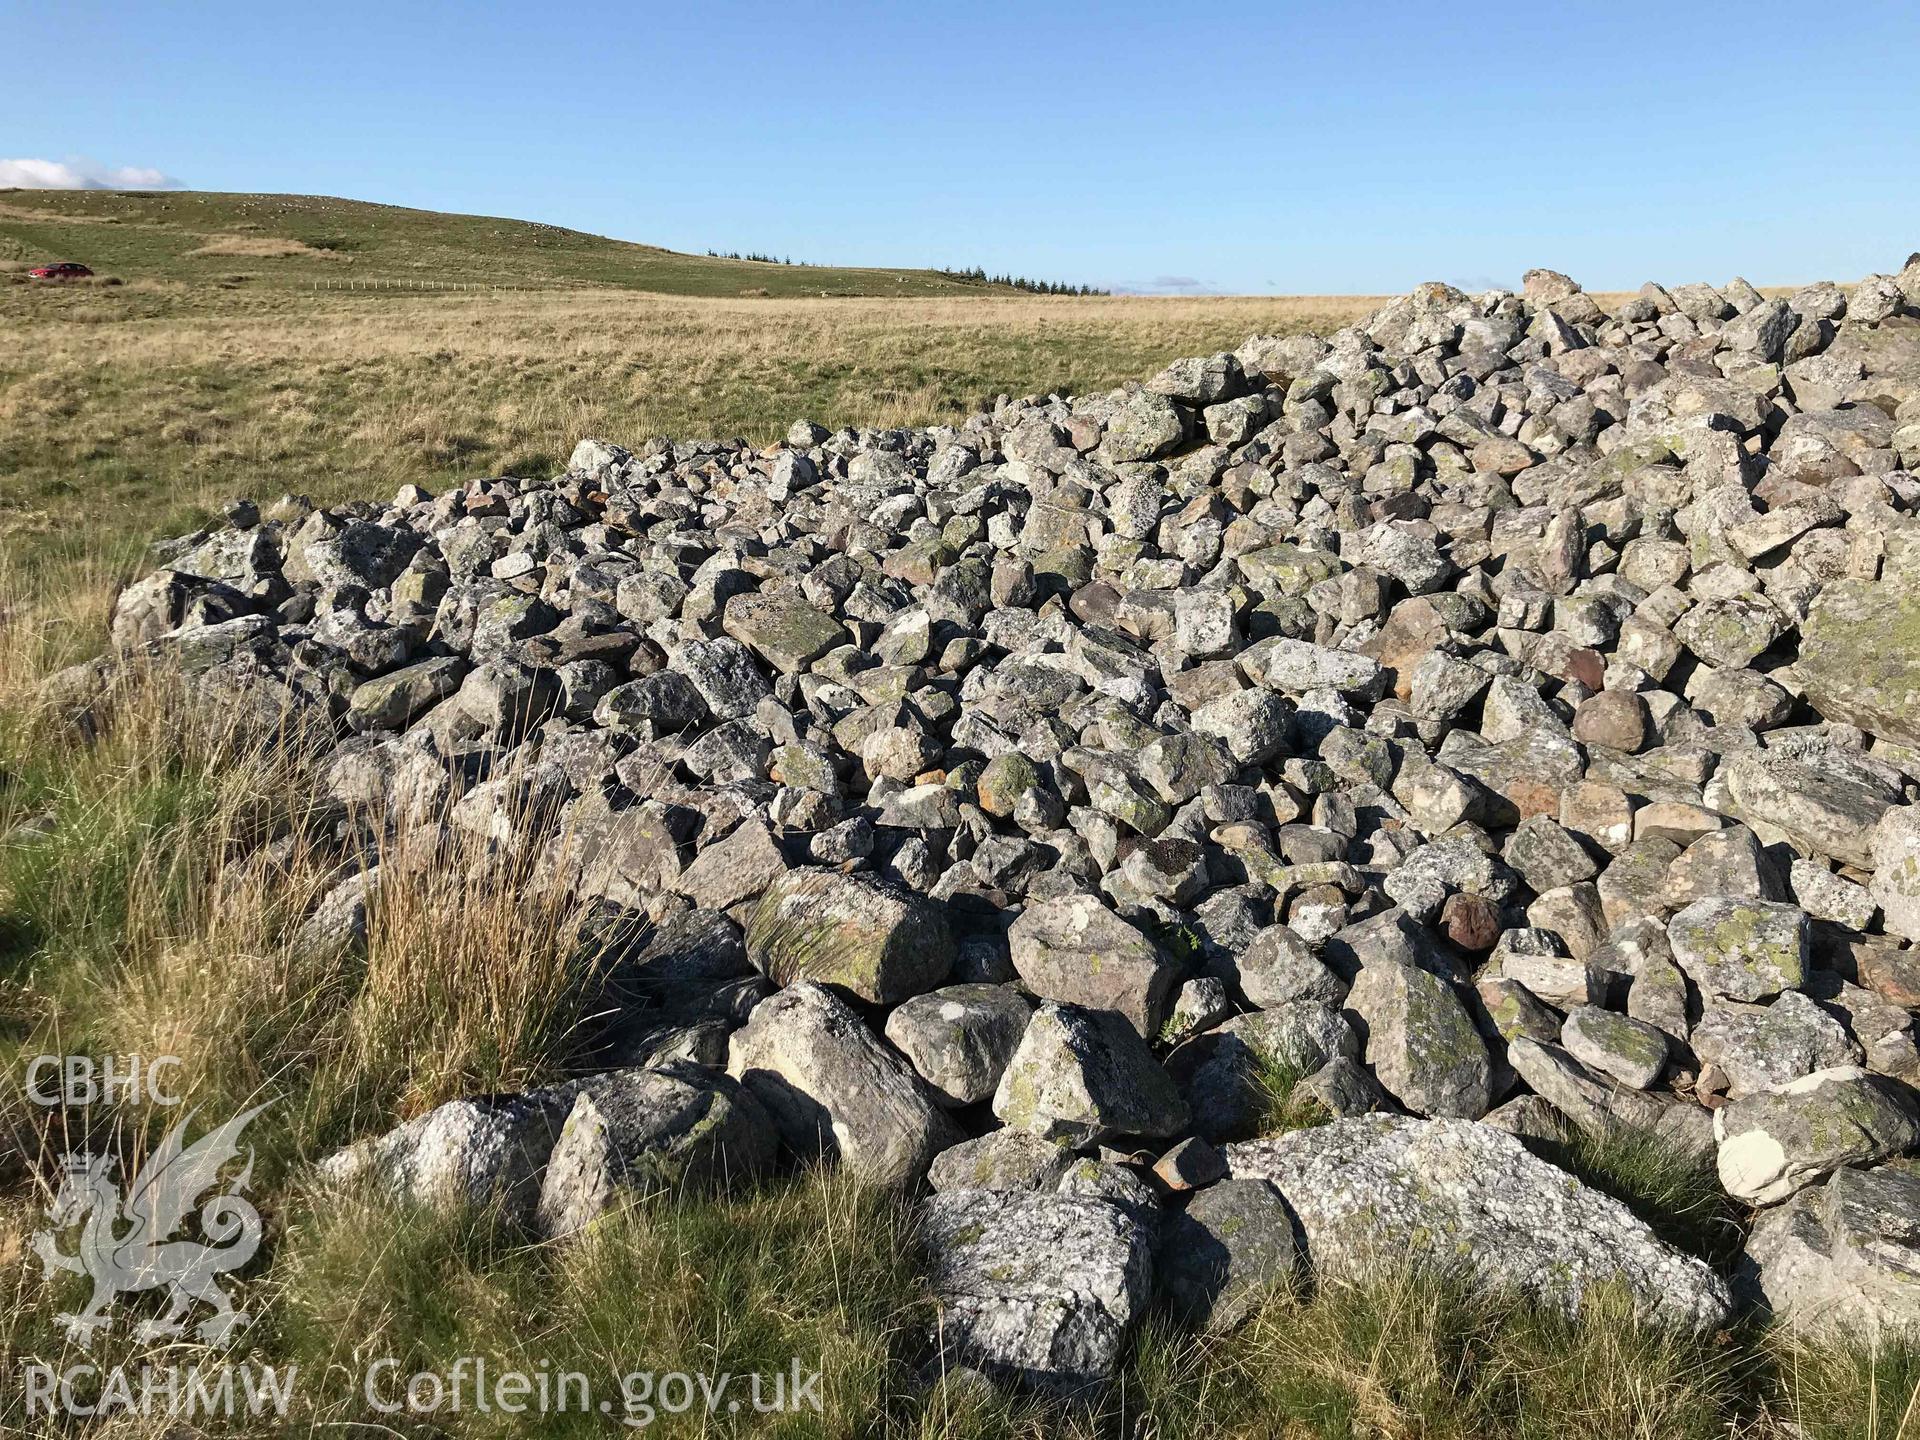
[0, 190, 1057, 297]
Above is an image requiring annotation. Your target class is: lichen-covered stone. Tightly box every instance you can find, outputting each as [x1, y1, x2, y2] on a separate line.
[992, 1002, 1188, 1145]
[1226, 1116, 1730, 1332]
[1799, 579, 1920, 746]
[534, 1063, 777, 1237]
[1741, 1163, 1920, 1340]
[1007, 894, 1179, 1038]
[1344, 960, 1492, 1119]
[726, 981, 959, 1187]
[1715, 1067, 1920, 1204]
[1158, 1178, 1297, 1332]
[884, 984, 1032, 1107]
[927, 1129, 1075, 1194]
[316, 1091, 568, 1223]
[746, 867, 953, 1004]
[1667, 897, 1808, 1001]
[921, 1188, 1154, 1394]
[722, 589, 850, 673]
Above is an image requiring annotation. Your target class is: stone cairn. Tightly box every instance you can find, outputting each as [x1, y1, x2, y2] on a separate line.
[64, 254, 1920, 1394]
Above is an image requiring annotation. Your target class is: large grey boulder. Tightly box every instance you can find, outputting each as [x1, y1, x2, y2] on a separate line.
[1797, 577, 1920, 747]
[1243, 638, 1387, 701]
[347, 656, 466, 732]
[673, 635, 771, 720]
[1561, 1004, 1670, 1090]
[111, 568, 192, 651]
[1715, 1067, 1920, 1205]
[534, 1063, 777, 1237]
[1007, 894, 1180, 1038]
[746, 868, 953, 1005]
[726, 981, 959, 1187]
[1158, 1178, 1298, 1333]
[1344, 961, 1492, 1119]
[921, 1188, 1154, 1395]
[1506, 1037, 1685, 1146]
[1691, 993, 1860, 1097]
[1741, 1164, 1920, 1340]
[884, 984, 1033, 1107]
[1224, 924, 1345, 1008]
[1871, 806, 1920, 943]
[1724, 748, 1899, 869]
[675, 816, 789, 912]
[1225, 1115, 1731, 1332]
[1101, 388, 1188, 463]
[992, 1002, 1188, 1145]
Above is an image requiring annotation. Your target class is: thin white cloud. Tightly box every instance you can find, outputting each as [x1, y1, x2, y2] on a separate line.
[1110, 274, 1222, 296]
[0, 157, 181, 190]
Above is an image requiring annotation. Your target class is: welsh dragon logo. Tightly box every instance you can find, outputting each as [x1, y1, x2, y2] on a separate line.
[31, 1103, 271, 1347]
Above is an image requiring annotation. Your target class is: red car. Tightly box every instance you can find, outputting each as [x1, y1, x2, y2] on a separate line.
[27, 262, 93, 281]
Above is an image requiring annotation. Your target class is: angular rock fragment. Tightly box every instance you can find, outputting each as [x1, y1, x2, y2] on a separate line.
[993, 1002, 1188, 1146]
[534, 1064, 777, 1237]
[1715, 1067, 1920, 1204]
[726, 981, 959, 1187]
[1742, 1163, 1920, 1340]
[1667, 897, 1808, 1001]
[1007, 894, 1179, 1039]
[921, 1189, 1154, 1395]
[884, 984, 1032, 1107]
[1158, 1178, 1297, 1332]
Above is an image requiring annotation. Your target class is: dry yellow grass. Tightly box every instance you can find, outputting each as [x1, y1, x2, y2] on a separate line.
[0, 285, 1380, 588]
[186, 233, 342, 259]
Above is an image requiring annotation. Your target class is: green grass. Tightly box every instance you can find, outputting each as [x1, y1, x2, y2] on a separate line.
[0, 189, 1041, 296]
[1251, 1055, 1334, 1139]
[1545, 1124, 1747, 1268]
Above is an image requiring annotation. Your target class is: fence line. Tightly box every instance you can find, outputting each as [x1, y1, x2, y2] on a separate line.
[308, 278, 595, 293]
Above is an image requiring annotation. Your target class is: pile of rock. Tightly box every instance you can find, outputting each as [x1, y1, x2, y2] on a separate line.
[78, 253, 1920, 1392]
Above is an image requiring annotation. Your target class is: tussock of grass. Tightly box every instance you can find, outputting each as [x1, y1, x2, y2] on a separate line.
[1546, 1125, 1745, 1266]
[269, 1165, 931, 1435]
[0, 642, 608, 1192]
[325, 815, 610, 1125]
[1235, 1266, 1746, 1440]
[1252, 1055, 1332, 1139]
[1765, 1331, 1920, 1440]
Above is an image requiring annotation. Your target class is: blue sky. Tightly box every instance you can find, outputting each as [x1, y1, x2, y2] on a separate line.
[4, 0, 1918, 294]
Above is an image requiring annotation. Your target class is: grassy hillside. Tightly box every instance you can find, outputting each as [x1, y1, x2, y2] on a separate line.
[0, 189, 1030, 297]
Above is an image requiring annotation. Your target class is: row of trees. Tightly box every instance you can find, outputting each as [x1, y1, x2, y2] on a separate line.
[700, 248, 1106, 294]
[938, 265, 1108, 295]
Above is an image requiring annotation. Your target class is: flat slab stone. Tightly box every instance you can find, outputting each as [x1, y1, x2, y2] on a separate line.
[1798, 578, 1920, 746]
[1226, 1115, 1731, 1333]
[746, 867, 953, 1005]
[722, 589, 850, 673]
